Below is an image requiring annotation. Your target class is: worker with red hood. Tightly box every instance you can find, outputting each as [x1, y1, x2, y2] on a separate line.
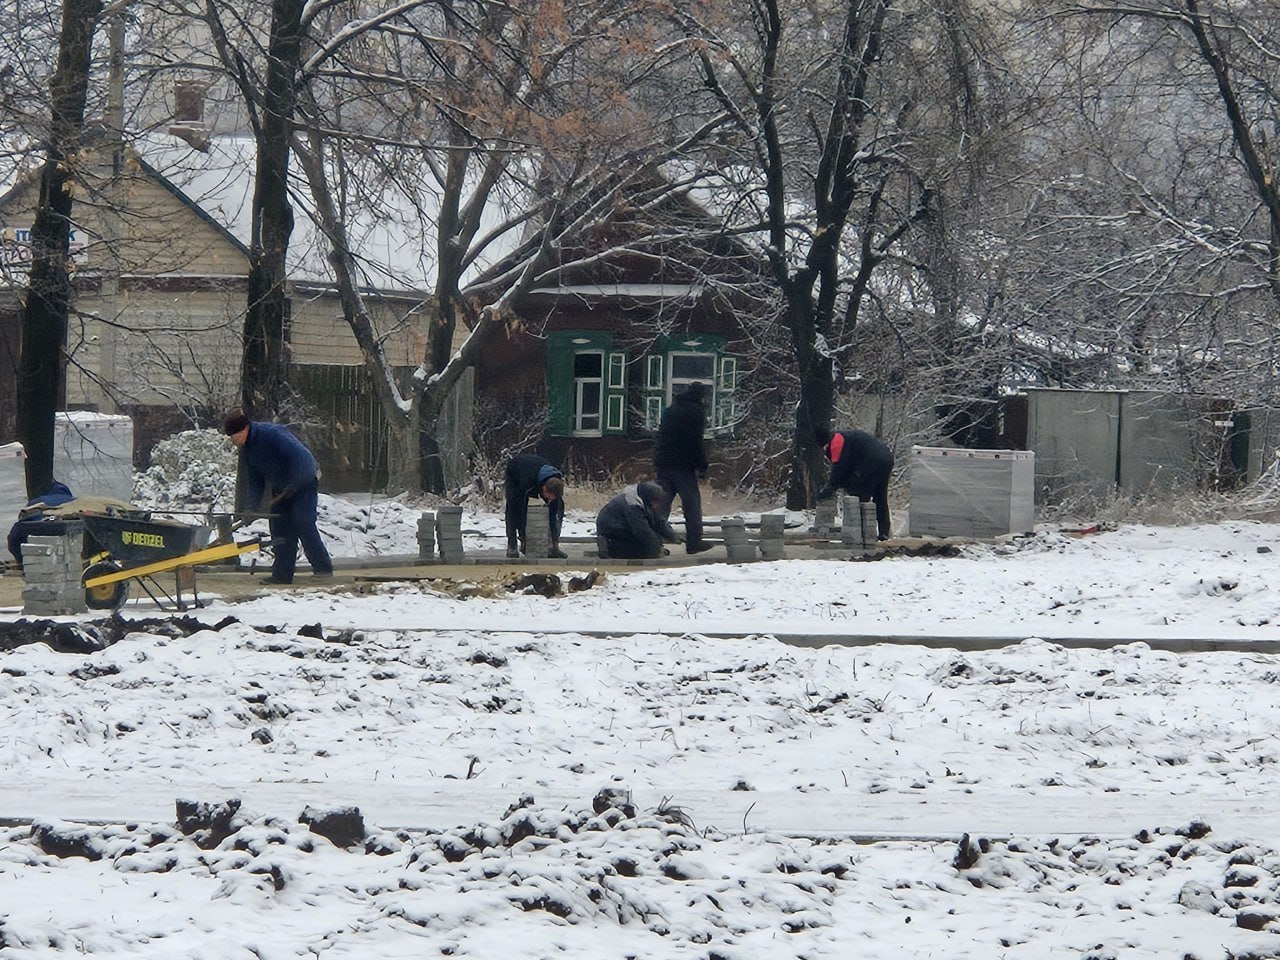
[815, 426, 894, 541]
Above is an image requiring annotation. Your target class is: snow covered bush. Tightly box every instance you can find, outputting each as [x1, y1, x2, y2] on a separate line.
[132, 429, 237, 512]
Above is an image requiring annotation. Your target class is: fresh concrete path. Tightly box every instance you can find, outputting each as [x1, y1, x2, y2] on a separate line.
[1, 774, 1271, 845]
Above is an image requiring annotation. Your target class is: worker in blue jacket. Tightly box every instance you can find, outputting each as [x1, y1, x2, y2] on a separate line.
[7, 480, 75, 569]
[225, 411, 333, 584]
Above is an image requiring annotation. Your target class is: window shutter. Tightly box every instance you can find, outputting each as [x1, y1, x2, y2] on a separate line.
[646, 355, 664, 389]
[645, 395, 664, 431]
[714, 354, 739, 434]
[644, 353, 665, 431]
[604, 352, 627, 434]
[546, 333, 576, 436]
[718, 355, 737, 394]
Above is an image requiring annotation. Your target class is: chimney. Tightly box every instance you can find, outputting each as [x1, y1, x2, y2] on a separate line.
[168, 80, 210, 151]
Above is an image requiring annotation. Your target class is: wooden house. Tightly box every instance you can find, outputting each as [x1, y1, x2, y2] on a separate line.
[0, 131, 441, 488]
[476, 191, 764, 484]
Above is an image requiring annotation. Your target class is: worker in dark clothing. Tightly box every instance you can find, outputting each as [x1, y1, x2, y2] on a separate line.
[654, 381, 713, 554]
[7, 480, 75, 570]
[596, 481, 682, 559]
[225, 411, 333, 584]
[504, 453, 566, 559]
[815, 426, 894, 540]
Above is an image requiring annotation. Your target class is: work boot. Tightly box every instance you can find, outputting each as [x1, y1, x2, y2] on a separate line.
[549, 546, 568, 559]
[686, 541, 715, 555]
[506, 546, 520, 559]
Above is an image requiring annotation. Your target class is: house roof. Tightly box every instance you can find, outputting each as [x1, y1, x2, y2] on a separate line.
[137, 133, 446, 293]
[1, 132, 525, 296]
[525, 282, 706, 301]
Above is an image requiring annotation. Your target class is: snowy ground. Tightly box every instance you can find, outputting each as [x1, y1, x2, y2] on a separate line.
[2, 491, 1280, 958]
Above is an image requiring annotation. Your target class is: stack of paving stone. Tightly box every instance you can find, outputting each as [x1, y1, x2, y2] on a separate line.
[434, 505, 465, 563]
[840, 496, 878, 550]
[812, 500, 838, 535]
[22, 524, 87, 615]
[417, 512, 436, 561]
[758, 512, 786, 560]
[721, 516, 757, 562]
[523, 501, 550, 559]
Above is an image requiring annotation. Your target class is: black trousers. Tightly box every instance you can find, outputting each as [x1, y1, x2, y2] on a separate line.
[603, 534, 663, 559]
[656, 466, 703, 549]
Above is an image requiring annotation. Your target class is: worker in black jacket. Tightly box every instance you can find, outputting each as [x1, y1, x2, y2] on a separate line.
[815, 426, 894, 540]
[503, 453, 566, 558]
[654, 382, 714, 554]
[596, 482, 681, 559]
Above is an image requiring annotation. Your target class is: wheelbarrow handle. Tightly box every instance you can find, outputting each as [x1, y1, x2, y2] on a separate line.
[211, 513, 271, 546]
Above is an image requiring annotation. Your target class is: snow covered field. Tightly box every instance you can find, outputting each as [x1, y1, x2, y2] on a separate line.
[2, 497, 1280, 959]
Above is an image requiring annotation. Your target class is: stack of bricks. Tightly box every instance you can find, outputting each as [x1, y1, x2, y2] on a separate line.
[758, 513, 786, 560]
[523, 501, 550, 560]
[417, 512, 436, 561]
[435, 505, 465, 563]
[22, 524, 87, 616]
[721, 517, 757, 563]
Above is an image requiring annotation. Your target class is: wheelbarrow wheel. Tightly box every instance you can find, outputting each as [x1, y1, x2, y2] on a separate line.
[83, 560, 129, 610]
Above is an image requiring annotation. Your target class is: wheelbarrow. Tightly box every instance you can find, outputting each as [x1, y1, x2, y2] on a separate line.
[80, 511, 260, 611]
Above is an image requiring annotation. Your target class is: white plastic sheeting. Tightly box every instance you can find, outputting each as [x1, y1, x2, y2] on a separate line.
[52, 412, 135, 504]
[0, 441, 27, 529]
[1, 414, 136, 525]
[909, 446, 1035, 539]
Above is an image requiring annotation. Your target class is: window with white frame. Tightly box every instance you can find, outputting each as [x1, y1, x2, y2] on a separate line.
[643, 335, 741, 435]
[547, 331, 627, 437]
[572, 351, 604, 435]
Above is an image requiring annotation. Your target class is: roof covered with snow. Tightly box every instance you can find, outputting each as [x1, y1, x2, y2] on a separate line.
[132, 133, 526, 294]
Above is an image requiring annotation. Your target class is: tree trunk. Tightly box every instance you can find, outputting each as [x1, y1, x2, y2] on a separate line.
[782, 285, 836, 510]
[417, 386, 447, 495]
[240, 0, 303, 418]
[417, 299, 507, 495]
[17, 0, 103, 497]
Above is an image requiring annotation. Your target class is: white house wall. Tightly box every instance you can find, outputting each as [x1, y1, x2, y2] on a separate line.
[64, 287, 244, 411]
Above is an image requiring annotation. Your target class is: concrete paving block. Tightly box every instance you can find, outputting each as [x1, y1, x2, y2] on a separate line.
[721, 517, 757, 562]
[524, 502, 551, 557]
[813, 501, 837, 534]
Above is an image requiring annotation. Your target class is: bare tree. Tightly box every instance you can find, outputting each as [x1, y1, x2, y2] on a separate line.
[1011, 1, 1280, 404]
[245, 0, 728, 493]
[205, 0, 301, 419]
[675, 0, 1029, 507]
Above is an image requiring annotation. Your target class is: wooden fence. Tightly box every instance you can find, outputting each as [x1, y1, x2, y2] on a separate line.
[290, 363, 416, 492]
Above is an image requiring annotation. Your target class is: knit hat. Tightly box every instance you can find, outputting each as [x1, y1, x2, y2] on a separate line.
[224, 411, 251, 435]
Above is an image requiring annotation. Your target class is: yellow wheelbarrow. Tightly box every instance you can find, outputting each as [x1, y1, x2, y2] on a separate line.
[80, 512, 260, 611]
